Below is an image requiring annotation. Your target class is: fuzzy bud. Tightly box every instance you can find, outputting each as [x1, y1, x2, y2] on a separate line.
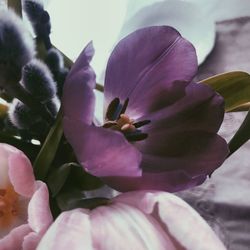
[45, 48, 64, 75]
[22, 59, 57, 101]
[45, 96, 60, 117]
[8, 99, 40, 129]
[0, 9, 35, 85]
[57, 68, 69, 98]
[24, 0, 51, 39]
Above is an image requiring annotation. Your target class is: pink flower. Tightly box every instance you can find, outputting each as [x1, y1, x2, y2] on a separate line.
[0, 143, 53, 250]
[37, 191, 225, 250]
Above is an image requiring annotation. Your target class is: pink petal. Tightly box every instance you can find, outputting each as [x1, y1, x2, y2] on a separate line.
[23, 232, 44, 250]
[0, 143, 21, 188]
[28, 181, 53, 233]
[0, 224, 32, 250]
[8, 152, 36, 197]
[37, 209, 92, 250]
[115, 191, 226, 250]
[90, 203, 176, 250]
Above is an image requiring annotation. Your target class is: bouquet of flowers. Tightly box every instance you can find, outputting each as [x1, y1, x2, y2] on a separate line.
[1, 0, 250, 249]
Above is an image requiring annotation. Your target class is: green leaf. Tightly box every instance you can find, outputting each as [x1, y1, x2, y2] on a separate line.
[200, 71, 250, 112]
[55, 188, 85, 211]
[228, 110, 250, 156]
[69, 164, 104, 190]
[34, 109, 63, 180]
[47, 163, 73, 197]
[56, 189, 109, 211]
[48, 162, 104, 197]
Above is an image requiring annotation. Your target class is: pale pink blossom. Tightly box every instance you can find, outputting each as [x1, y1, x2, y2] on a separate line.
[38, 191, 225, 250]
[0, 143, 53, 250]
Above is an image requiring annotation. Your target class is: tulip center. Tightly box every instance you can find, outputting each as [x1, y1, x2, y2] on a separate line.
[0, 185, 21, 229]
[104, 98, 150, 141]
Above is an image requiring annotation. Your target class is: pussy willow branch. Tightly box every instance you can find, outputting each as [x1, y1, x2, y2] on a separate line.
[7, 0, 22, 17]
[7, 0, 104, 93]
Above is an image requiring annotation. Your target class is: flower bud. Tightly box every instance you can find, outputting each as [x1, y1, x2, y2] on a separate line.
[0, 9, 35, 86]
[8, 99, 41, 129]
[22, 59, 57, 101]
[24, 0, 51, 46]
[57, 68, 69, 97]
[45, 48, 64, 75]
[45, 96, 60, 117]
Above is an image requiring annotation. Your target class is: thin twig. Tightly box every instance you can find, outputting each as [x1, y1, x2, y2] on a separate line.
[7, 0, 22, 17]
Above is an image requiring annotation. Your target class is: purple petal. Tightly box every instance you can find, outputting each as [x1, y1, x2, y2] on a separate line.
[104, 26, 198, 119]
[103, 170, 206, 192]
[68, 41, 95, 77]
[62, 42, 96, 124]
[138, 133, 228, 176]
[132, 82, 229, 177]
[139, 82, 225, 134]
[63, 117, 142, 177]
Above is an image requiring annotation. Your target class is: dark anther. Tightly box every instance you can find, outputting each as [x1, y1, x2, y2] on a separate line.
[125, 131, 148, 142]
[105, 97, 129, 121]
[105, 98, 120, 121]
[134, 120, 151, 128]
[119, 98, 129, 116]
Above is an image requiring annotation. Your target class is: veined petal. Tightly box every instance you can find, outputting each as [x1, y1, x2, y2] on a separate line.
[115, 191, 226, 250]
[90, 203, 176, 250]
[136, 133, 228, 176]
[0, 224, 32, 250]
[68, 41, 95, 78]
[102, 171, 206, 192]
[63, 42, 96, 124]
[28, 181, 53, 233]
[63, 117, 142, 178]
[0, 144, 19, 189]
[8, 152, 36, 198]
[104, 26, 198, 119]
[139, 82, 225, 133]
[37, 209, 92, 250]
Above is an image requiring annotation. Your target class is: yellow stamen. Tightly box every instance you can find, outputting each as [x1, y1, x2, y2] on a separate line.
[0, 185, 20, 228]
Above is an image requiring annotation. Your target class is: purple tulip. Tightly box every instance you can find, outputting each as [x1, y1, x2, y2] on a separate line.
[63, 26, 229, 192]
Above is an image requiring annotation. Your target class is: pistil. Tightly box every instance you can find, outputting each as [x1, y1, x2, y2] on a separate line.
[104, 98, 151, 141]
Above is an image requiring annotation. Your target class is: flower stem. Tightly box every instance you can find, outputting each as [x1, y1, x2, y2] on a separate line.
[34, 108, 63, 180]
[7, 0, 22, 17]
